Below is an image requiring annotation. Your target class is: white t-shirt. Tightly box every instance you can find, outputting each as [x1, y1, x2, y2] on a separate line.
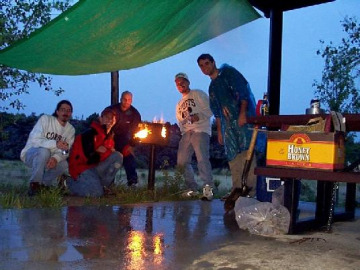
[20, 114, 75, 163]
[176, 89, 213, 135]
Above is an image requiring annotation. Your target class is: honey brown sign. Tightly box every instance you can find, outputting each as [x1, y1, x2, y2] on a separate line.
[266, 131, 345, 171]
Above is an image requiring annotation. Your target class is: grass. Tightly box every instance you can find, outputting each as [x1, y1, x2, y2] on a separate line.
[0, 159, 232, 209]
[1, 159, 358, 209]
[0, 181, 65, 208]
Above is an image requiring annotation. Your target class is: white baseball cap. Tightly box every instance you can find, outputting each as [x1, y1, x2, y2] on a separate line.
[175, 72, 189, 81]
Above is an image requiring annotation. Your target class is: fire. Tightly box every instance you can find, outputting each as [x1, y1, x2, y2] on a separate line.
[152, 114, 164, 123]
[161, 126, 166, 138]
[134, 128, 151, 139]
[134, 121, 170, 146]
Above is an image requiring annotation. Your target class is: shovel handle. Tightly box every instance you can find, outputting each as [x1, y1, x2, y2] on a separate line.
[246, 127, 258, 161]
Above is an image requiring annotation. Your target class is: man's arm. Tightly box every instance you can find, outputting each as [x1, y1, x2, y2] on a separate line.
[238, 100, 248, 127]
[194, 90, 213, 122]
[226, 67, 250, 127]
[82, 129, 100, 164]
[128, 107, 142, 146]
[28, 115, 57, 149]
[216, 117, 223, 145]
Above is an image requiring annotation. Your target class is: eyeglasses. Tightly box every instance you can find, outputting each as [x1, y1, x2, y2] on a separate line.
[59, 108, 72, 113]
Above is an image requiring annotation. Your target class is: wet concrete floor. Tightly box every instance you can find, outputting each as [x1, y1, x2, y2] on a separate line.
[1, 200, 359, 270]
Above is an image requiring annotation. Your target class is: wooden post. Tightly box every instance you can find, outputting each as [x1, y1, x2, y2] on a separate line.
[111, 71, 119, 105]
[148, 144, 156, 190]
[267, 8, 283, 116]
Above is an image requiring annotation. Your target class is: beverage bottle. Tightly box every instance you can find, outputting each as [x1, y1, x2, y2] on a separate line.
[261, 93, 269, 116]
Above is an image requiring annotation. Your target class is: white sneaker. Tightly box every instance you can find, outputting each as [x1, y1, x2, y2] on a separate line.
[181, 189, 200, 198]
[202, 185, 213, 201]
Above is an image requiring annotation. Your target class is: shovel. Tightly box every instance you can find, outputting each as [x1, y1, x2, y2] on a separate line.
[224, 127, 259, 212]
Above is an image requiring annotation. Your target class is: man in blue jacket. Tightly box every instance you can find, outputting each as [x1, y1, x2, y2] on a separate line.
[197, 54, 257, 198]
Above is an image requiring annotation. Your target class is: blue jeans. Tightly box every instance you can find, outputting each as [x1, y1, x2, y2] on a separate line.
[177, 131, 213, 190]
[123, 154, 138, 186]
[68, 152, 123, 197]
[24, 147, 68, 186]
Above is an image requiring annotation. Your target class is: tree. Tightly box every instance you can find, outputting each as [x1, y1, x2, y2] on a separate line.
[313, 16, 360, 113]
[0, 0, 72, 112]
[313, 17, 360, 165]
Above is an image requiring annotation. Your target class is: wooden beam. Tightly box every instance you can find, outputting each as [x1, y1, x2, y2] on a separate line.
[267, 8, 282, 115]
[111, 71, 119, 105]
[250, 0, 335, 17]
[255, 167, 360, 183]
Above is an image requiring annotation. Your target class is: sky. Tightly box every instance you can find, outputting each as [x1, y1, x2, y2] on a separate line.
[5, 0, 360, 124]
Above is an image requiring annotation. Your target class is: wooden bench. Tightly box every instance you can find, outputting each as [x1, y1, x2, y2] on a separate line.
[248, 114, 360, 234]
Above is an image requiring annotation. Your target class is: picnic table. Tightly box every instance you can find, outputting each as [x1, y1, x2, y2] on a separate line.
[248, 114, 360, 234]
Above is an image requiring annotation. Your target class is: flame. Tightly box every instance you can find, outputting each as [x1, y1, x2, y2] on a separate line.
[134, 128, 151, 139]
[127, 231, 145, 269]
[153, 234, 163, 255]
[153, 233, 164, 265]
[126, 231, 164, 268]
[152, 114, 164, 123]
[161, 126, 167, 138]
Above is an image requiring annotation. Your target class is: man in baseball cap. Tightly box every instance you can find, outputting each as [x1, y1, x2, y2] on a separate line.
[174, 72, 214, 201]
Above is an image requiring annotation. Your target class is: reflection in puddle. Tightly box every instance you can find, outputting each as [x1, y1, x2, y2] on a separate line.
[1, 201, 233, 269]
[127, 231, 145, 269]
[126, 231, 164, 269]
[153, 234, 164, 265]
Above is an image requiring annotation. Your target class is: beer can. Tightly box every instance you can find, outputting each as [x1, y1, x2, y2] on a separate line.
[310, 99, 320, 109]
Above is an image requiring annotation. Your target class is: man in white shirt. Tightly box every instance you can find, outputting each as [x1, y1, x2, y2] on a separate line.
[21, 100, 75, 196]
[175, 72, 214, 200]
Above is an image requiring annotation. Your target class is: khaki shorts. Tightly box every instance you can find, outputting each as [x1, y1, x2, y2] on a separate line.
[228, 152, 257, 197]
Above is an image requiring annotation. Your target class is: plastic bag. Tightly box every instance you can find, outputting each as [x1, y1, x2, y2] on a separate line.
[271, 185, 285, 206]
[234, 197, 290, 236]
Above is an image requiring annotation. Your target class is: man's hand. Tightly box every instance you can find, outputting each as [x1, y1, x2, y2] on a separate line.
[184, 114, 199, 124]
[96, 145, 107, 153]
[238, 113, 247, 127]
[57, 140, 69, 151]
[217, 131, 224, 145]
[189, 114, 199, 123]
[46, 157, 58, 169]
[222, 107, 230, 120]
[238, 100, 248, 127]
[122, 145, 134, 157]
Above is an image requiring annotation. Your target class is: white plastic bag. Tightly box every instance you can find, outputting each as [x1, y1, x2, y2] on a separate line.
[272, 185, 285, 206]
[234, 196, 290, 236]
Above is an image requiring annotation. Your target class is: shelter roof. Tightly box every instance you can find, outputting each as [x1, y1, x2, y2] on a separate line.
[249, 0, 334, 17]
[0, 0, 260, 75]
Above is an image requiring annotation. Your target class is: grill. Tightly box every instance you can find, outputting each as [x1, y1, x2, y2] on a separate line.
[134, 122, 170, 146]
[134, 122, 171, 189]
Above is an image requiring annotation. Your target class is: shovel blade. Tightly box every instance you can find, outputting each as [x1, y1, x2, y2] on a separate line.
[224, 187, 252, 213]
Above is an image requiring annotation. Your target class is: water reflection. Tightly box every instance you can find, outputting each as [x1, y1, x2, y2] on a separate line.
[65, 205, 167, 269]
[0, 208, 66, 267]
[127, 231, 145, 269]
[20, 208, 66, 261]
[0, 201, 238, 269]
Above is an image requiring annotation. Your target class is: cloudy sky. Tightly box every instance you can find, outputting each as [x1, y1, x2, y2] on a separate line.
[6, 0, 360, 124]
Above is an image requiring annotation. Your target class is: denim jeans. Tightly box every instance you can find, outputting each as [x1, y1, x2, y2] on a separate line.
[67, 152, 123, 197]
[24, 147, 68, 186]
[177, 131, 213, 190]
[123, 154, 138, 186]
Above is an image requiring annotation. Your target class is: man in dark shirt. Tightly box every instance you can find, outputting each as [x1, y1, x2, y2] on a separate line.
[107, 91, 141, 187]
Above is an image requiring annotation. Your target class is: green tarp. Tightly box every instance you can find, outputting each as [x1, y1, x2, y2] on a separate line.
[0, 0, 260, 75]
